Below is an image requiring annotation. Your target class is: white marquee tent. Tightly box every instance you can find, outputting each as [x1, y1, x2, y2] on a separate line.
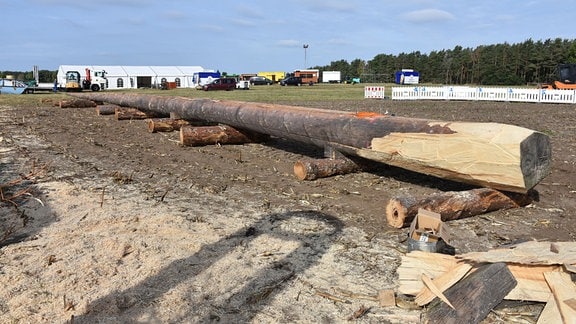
[57, 65, 211, 90]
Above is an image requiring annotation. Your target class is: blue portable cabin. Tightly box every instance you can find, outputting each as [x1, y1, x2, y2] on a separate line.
[395, 69, 420, 85]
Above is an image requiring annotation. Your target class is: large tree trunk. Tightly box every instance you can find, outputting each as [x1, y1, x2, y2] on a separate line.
[67, 93, 552, 193]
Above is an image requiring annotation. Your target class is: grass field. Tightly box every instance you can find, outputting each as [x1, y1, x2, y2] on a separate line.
[0, 83, 397, 107]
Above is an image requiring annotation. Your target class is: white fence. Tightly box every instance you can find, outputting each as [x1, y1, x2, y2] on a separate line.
[390, 86, 576, 104]
[364, 86, 386, 99]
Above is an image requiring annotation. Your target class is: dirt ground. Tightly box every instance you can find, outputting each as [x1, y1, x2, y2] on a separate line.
[0, 94, 574, 323]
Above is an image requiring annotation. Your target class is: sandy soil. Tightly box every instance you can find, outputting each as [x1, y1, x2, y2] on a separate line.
[0, 95, 574, 323]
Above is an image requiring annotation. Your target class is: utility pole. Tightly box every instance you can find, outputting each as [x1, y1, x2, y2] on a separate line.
[303, 44, 309, 68]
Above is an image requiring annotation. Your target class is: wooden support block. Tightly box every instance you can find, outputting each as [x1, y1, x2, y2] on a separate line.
[378, 290, 396, 307]
[386, 188, 535, 228]
[426, 262, 517, 324]
[146, 118, 191, 133]
[96, 104, 120, 115]
[179, 125, 268, 147]
[59, 98, 97, 108]
[115, 107, 152, 120]
[293, 157, 361, 180]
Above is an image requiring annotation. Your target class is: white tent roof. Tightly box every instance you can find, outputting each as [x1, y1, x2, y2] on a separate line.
[58, 65, 208, 77]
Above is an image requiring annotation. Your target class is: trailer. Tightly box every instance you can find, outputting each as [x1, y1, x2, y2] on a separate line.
[192, 72, 221, 88]
[294, 69, 319, 84]
[322, 71, 341, 83]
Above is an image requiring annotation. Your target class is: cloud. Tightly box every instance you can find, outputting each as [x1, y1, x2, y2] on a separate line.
[277, 40, 302, 47]
[402, 9, 454, 23]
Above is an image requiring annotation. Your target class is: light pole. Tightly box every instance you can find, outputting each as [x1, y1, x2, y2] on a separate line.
[303, 44, 309, 68]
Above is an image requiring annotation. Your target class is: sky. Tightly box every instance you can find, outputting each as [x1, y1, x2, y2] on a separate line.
[2, 0, 576, 73]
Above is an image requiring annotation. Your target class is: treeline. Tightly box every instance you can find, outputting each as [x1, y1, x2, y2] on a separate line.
[0, 70, 58, 83]
[313, 38, 576, 85]
[4, 38, 576, 86]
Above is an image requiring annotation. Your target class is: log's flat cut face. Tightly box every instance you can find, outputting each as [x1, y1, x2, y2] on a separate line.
[370, 122, 551, 192]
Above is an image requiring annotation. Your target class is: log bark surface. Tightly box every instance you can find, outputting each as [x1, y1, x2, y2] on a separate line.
[96, 104, 120, 115]
[386, 188, 535, 228]
[147, 118, 191, 133]
[180, 125, 268, 146]
[59, 99, 97, 108]
[294, 158, 361, 180]
[115, 108, 151, 120]
[67, 93, 552, 193]
[426, 262, 517, 324]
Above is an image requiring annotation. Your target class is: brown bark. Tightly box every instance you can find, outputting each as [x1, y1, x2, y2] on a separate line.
[66, 93, 552, 193]
[114, 108, 152, 120]
[96, 104, 120, 115]
[294, 158, 361, 180]
[179, 125, 268, 146]
[386, 188, 535, 228]
[59, 99, 97, 108]
[426, 262, 517, 324]
[147, 118, 191, 133]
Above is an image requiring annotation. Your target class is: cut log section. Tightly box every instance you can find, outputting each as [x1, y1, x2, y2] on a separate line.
[386, 188, 535, 228]
[115, 107, 156, 120]
[425, 262, 517, 324]
[179, 125, 268, 146]
[59, 98, 97, 108]
[294, 157, 361, 180]
[96, 104, 120, 115]
[67, 93, 552, 193]
[147, 118, 191, 133]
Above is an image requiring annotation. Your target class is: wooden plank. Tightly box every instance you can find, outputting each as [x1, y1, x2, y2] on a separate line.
[426, 262, 517, 324]
[537, 295, 563, 324]
[458, 241, 576, 265]
[544, 271, 576, 323]
[67, 93, 552, 193]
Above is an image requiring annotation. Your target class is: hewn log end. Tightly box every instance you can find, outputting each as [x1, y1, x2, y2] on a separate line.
[521, 132, 552, 190]
[385, 197, 416, 228]
[294, 160, 317, 180]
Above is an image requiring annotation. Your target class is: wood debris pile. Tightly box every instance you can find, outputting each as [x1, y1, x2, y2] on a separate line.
[397, 241, 576, 323]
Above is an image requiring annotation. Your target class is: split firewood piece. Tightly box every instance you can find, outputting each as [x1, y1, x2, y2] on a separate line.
[59, 98, 97, 108]
[415, 263, 473, 306]
[543, 271, 576, 323]
[96, 104, 120, 115]
[146, 118, 191, 133]
[294, 157, 361, 180]
[397, 251, 460, 295]
[537, 294, 563, 324]
[420, 273, 455, 309]
[458, 241, 576, 266]
[426, 262, 517, 324]
[386, 188, 535, 228]
[179, 125, 268, 147]
[505, 264, 562, 302]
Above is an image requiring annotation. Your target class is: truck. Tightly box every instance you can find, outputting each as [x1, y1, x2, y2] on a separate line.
[322, 71, 341, 83]
[64, 68, 107, 92]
